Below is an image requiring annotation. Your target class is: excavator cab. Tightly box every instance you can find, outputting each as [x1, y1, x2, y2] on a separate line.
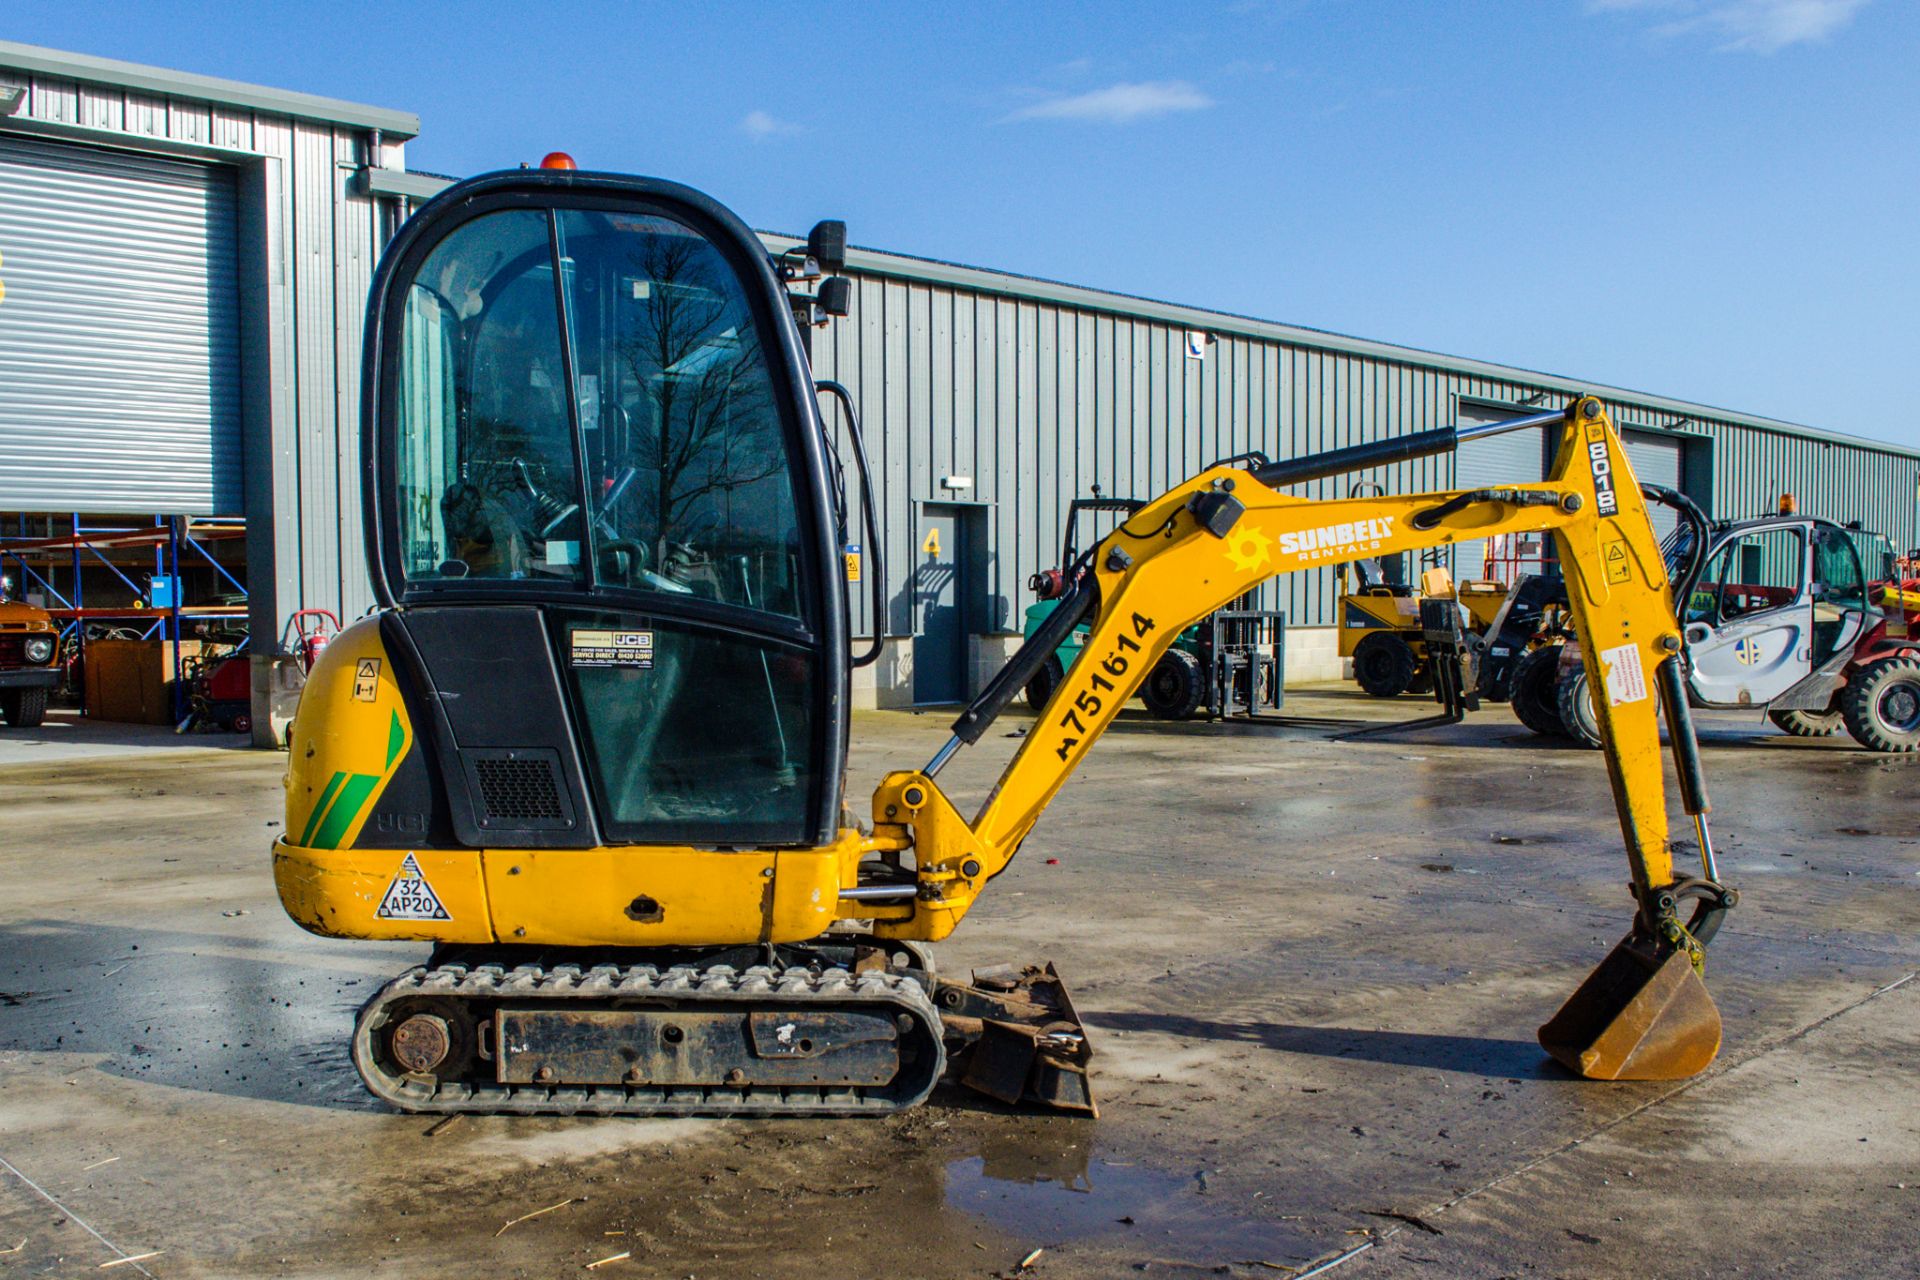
[365, 174, 851, 850]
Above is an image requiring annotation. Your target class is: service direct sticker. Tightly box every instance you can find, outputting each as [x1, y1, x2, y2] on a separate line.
[376, 853, 450, 921]
[1599, 641, 1649, 706]
[570, 627, 654, 669]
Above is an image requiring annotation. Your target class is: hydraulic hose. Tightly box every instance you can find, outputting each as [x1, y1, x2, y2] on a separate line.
[1642, 483, 1712, 606]
[949, 558, 1096, 746]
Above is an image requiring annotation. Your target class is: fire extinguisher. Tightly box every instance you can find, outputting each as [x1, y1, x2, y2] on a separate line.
[281, 609, 341, 673]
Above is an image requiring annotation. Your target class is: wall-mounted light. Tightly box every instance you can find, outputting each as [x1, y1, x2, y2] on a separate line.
[939, 475, 973, 492]
[0, 84, 26, 116]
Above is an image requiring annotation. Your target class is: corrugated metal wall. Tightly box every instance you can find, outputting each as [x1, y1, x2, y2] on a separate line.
[809, 254, 1920, 640]
[2, 66, 406, 628]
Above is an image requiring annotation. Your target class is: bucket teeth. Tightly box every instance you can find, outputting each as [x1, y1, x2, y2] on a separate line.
[1538, 936, 1722, 1081]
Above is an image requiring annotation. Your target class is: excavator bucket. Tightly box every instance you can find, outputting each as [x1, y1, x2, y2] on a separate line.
[1538, 936, 1722, 1081]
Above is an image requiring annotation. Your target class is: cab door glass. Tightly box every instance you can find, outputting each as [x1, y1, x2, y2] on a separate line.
[1685, 542, 1732, 624]
[1811, 525, 1866, 612]
[553, 209, 806, 620]
[1709, 528, 1804, 622]
[1810, 524, 1867, 665]
[557, 612, 815, 845]
[394, 209, 587, 585]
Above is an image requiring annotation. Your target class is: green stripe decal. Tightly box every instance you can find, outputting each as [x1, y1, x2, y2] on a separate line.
[300, 771, 347, 847]
[386, 710, 405, 768]
[312, 774, 380, 850]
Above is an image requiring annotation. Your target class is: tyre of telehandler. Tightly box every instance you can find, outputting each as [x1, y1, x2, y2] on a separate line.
[0, 686, 47, 728]
[1842, 656, 1920, 753]
[1141, 649, 1205, 720]
[1767, 707, 1842, 738]
[1509, 645, 1566, 737]
[1024, 655, 1066, 712]
[1556, 664, 1602, 750]
[1352, 632, 1417, 697]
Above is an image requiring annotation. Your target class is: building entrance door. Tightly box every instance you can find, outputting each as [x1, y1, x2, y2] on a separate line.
[913, 504, 969, 704]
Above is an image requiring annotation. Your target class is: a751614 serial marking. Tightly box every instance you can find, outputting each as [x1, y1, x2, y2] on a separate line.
[1055, 612, 1158, 761]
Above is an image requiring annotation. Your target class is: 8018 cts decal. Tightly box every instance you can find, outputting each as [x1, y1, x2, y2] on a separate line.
[1053, 612, 1157, 761]
[1587, 425, 1620, 517]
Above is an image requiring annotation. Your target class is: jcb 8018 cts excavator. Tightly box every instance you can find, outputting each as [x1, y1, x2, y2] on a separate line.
[274, 163, 1736, 1115]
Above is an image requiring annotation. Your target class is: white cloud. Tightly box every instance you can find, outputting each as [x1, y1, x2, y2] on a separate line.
[1588, 0, 1871, 53]
[1003, 80, 1214, 124]
[740, 109, 801, 142]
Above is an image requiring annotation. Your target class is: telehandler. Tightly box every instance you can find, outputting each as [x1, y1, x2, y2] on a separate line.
[274, 162, 1735, 1115]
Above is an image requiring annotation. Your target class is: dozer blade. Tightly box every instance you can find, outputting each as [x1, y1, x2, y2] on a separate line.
[1538, 936, 1722, 1081]
[935, 962, 1097, 1116]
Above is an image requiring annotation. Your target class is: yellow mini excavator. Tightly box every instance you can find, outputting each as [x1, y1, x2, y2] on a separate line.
[273, 163, 1736, 1115]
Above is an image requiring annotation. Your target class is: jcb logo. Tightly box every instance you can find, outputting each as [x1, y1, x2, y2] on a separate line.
[1588, 440, 1619, 516]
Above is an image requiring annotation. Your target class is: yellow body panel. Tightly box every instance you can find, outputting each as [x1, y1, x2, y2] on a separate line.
[283, 616, 414, 855]
[1458, 582, 1509, 629]
[478, 841, 863, 946]
[273, 842, 496, 943]
[1334, 578, 1507, 660]
[276, 834, 874, 946]
[1335, 590, 1423, 658]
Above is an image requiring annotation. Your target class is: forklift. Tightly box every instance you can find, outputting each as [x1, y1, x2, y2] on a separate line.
[1022, 488, 1284, 721]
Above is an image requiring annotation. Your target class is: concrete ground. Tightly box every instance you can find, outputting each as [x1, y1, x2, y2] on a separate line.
[0, 687, 1914, 1279]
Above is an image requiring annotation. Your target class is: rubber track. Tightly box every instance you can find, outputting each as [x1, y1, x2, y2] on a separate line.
[351, 960, 947, 1116]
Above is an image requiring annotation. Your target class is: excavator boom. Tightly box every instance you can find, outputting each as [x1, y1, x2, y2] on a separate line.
[855, 396, 1730, 1081]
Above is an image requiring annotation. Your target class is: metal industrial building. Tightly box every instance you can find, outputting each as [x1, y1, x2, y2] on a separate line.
[2, 41, 1915, 724]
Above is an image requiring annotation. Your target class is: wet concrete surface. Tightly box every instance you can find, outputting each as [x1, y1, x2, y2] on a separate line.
[0, 687, 1915, 1278]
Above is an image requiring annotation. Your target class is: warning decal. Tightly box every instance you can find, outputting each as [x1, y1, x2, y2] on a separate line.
[1602, 538, 1631, 585]
[1599, 642, 1649, 706]
[570, 628, 654, 668]
[376, 853, 451, 921]
[353, 658, 381, 702]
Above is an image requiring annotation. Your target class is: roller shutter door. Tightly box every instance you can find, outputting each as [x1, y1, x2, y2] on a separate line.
[0, 135, 241, 511]
[1622, 430, 1683, 544]
[1452, 402, 1547, 582]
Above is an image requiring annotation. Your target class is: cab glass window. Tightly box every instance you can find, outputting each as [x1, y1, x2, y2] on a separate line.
[1694, 527, 1804, 622]
[1812, 525, 1867, 613]
[554, 209, 805, 619]
[394, 209, 587, 586]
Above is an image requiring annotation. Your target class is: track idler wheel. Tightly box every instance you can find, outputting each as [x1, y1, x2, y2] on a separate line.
[1538, 932, 1721, 1081]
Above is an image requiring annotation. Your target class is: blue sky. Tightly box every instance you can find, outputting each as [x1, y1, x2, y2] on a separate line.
[12, 0, 1917, 449]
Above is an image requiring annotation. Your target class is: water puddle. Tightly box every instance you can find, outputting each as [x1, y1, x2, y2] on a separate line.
[944, 1143, 1310, 1263]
